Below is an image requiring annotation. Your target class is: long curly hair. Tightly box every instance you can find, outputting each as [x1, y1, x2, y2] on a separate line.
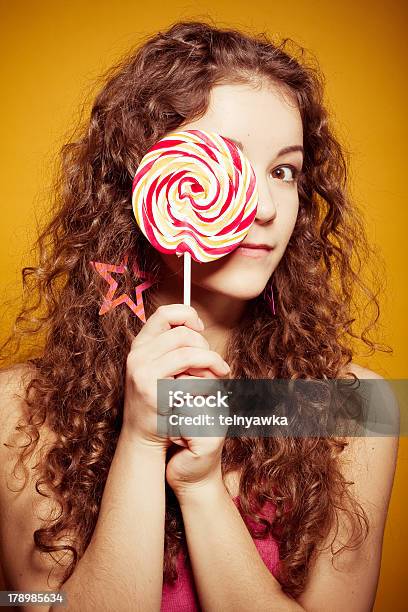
[1, 20, 392, 598]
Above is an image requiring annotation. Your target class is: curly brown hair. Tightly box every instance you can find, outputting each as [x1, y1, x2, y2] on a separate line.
[1, 19, 392, 599]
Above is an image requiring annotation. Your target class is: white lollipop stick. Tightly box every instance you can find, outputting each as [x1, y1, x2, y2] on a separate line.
[184, 252, 191, 306]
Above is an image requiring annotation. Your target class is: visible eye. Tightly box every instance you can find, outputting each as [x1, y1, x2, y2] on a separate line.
[269, 165, 300, 183]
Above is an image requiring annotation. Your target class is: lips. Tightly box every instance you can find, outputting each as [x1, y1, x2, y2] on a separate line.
[240, 243, 274, 250]
[236, 243, 274, 259]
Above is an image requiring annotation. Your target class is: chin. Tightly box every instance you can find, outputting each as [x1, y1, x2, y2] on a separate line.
[194, 279, 267, 301]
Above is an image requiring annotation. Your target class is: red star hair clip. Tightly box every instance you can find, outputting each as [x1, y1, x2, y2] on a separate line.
[90, 253, 156, 323]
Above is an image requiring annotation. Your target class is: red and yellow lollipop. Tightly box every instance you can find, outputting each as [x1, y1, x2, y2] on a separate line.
[131, 129, 259, 304]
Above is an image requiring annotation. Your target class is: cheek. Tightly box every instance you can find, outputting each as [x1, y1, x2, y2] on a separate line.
[282, 199, 299, 238]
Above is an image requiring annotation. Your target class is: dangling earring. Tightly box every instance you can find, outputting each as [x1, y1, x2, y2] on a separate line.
[263, 277, 276, 316]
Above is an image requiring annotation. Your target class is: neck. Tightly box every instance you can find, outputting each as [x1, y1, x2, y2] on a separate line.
[150, 275, 247, 360]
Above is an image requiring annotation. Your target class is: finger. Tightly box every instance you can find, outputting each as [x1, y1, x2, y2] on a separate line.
[175, 368, 218, 379]
[168, 436, 189, 447]
[184, 367, 218, 378]
[149, 325, 210, 361]
[131, 304, 204, 346]
[154, 347, 230, 379]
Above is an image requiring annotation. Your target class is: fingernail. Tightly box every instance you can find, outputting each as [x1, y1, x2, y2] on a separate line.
[197, 317, 205, 330]
[223, 361, 230, 371]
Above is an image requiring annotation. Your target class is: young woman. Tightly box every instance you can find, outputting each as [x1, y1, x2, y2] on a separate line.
[0, 20, 398, 612]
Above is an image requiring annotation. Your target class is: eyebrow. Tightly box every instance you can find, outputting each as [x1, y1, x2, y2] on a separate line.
[222, 135, 304, 158]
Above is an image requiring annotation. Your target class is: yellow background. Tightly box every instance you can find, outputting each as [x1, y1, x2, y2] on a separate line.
[1, 1, 406, 608]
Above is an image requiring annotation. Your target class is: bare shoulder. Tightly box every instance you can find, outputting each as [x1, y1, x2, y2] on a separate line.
[0, 363, 68, 594]
[340, 360, 385, 380]
[0, 363, 35, 442]
[297, 361, 399, 610]
[338, 360, 399, 471]
[0, 362, 57, 474]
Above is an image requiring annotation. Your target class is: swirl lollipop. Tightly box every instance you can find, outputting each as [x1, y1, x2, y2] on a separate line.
[131, 129, 259, 305]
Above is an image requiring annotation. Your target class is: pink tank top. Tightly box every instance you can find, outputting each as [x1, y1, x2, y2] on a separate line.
[161, 495, 279, 612]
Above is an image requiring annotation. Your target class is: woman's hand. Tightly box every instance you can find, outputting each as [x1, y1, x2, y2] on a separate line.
[165, 369, 230, 499]
[123, 304, 231, 452]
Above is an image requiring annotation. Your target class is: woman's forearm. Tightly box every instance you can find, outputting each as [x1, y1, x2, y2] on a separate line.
[178, 480, 304, 612]
[51, 429, 167, 612]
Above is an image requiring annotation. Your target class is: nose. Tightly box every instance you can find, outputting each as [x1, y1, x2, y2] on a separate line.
[254, 181, 277, 224]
